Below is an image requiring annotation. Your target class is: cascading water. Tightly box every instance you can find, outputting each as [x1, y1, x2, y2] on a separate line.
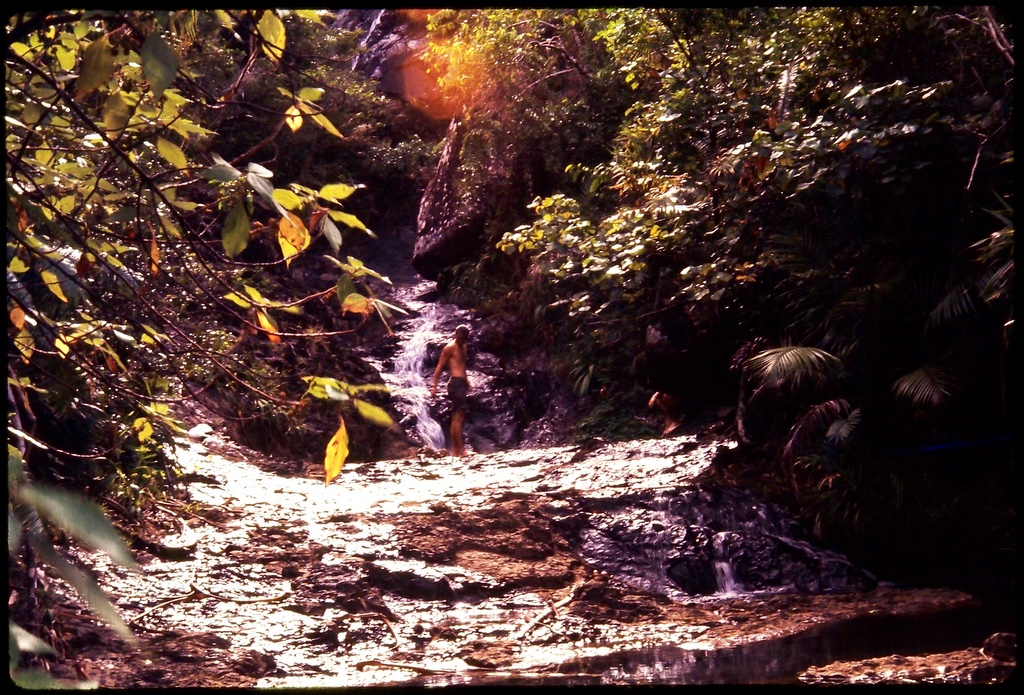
[392, 328, 447, 451]
[712, 533, 740, 594]
[369, 277, 477, 454]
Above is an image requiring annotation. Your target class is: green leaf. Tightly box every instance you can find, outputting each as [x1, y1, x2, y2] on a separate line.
[320, 216, 342, 256]
[324, 382, 348, 401]
[10, 623, 56, 656]
[298, 86, 324, 101]
[75, 35, 115, 99]
[221, 202, 250, 258]
[311, 112, 343, 138]
[10, 667, 96, 690]
[101, 92, 132, 133]
[336, 274, 358, 303]
[19, 484, 138, 570]
[246, 162, 274, 178]
[353, 399, 394, 428]
[257, 10, 286, 63]
[140, 32, 178, 99]
[203, 155, 241, 182]
[156, 137, 188, 170]
[28, 534, 135, 643]
[248, 172, 286, 215]
[9, 509, 23, 555]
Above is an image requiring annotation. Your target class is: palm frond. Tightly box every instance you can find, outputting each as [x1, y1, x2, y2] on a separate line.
[825, 406, 861, 445]
[744, 345, 843, 395]
[730, 337, 767, 372]
[783, 398, 853, 459]
[927, 281, 976, 329]
[976, 260, 1013, 303]
[890, 364, 958, 410]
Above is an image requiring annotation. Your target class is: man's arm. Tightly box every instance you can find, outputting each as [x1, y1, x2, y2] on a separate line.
[430, 344, 451, 396]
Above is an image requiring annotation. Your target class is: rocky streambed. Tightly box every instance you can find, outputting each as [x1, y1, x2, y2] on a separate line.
[35, 425, 1015, 688]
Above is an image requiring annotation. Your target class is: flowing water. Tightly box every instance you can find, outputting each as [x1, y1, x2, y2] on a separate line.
[390, 325, 446, 451]
[370, 278, 473, 453]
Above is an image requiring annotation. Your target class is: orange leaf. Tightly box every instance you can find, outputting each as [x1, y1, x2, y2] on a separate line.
[76, 254, 92, 278]
[341, 292, 374, 316]
[309, 207, 328, 232]
[255, 309, 282, 343]
[10, 307, 25, 330]
[150, 237, 160, 274]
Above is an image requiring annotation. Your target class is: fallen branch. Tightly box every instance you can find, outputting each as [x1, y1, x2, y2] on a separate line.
[128, 582, 291, 626]
[355, 659, 450, 675]
[338, 611, 400, 644]
[514, 579, 585, 639]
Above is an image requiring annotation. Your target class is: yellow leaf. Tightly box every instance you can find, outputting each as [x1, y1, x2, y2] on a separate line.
[156, 137, 188, 170]
[311, 112, 343, 138]
[257, 10, 286, 63]
[40, 269, 68, 302]
[285, 105, 303, 132]
[279, 234, 298, 267]
[149, 236, 160, 274]
[341, 292, 373, 316]
[133, 417, 153, 442]
[277, 212, 309, 266]
[76, 35, 115, 100]
[324, 419, 349, 485]
[354, 399, 394, 428]
[14, 326, 34, 362]
[54, 336, 70, 357]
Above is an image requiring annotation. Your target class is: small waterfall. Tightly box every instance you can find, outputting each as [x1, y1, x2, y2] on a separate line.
[712, 534, 739, 594]
[392, 329, 447, 451]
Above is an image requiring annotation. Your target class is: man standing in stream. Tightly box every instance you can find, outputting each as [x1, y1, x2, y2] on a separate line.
[430, 324, 470, 456]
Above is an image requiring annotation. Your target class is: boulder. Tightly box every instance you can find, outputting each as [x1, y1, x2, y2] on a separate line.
[411, 118, 488, 279]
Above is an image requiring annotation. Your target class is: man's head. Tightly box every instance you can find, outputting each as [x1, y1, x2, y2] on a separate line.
[455, 325, 469, 344]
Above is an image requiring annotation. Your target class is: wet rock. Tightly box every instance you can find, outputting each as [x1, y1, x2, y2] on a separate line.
[666, 555, 720, 596]
[714, 531, 878, 594]
[558, 486, 875, 599]
[412, 119, 487, 280]
[366, 560, 456, 600]
[981, 632, 1016, 662]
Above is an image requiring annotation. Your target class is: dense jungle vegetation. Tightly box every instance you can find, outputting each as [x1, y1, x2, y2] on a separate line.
[7, 8, 1013, 686]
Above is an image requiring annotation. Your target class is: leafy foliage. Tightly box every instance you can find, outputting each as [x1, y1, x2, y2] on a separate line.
[9, 444, 136, 687]
[6, 9, 409, 675]
[430, 7, 1013, 567]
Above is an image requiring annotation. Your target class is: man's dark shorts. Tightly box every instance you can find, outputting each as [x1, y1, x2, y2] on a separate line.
[448, 376, 468, 413]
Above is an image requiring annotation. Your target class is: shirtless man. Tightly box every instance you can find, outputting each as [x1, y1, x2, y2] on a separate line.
[430, 325, 470, 456]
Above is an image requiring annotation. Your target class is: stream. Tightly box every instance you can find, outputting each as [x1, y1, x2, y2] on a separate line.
[53, 430, 1014, 688]
[41, 269, 1015, 687]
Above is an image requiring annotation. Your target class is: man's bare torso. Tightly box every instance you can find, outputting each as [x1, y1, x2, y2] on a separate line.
[441, 340, 467, 379]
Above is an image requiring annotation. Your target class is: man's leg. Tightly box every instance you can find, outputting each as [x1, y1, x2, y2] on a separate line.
[451, 410, 466, 456]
